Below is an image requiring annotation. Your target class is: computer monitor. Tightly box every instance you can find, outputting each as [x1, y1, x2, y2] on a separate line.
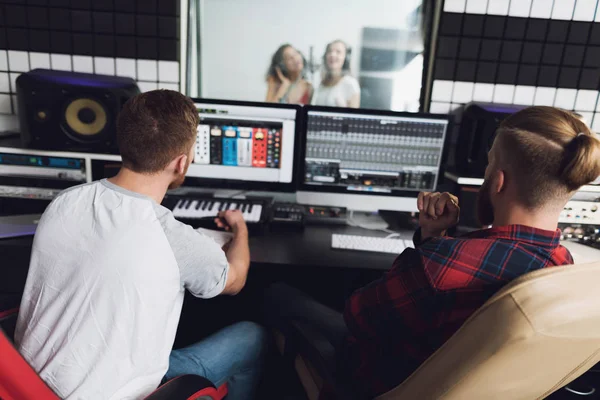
[297, 106, 452, 212]
[185, 99, 301, 192]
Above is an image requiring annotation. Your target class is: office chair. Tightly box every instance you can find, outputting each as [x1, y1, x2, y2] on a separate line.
[279, 261, 600, 399]
[0, 310, 228, 400]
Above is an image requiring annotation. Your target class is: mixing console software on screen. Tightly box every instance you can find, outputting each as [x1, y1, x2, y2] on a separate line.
[194, 122, 282, 169]
[304, 110, 448, 193]
[186, 102, 296, 184]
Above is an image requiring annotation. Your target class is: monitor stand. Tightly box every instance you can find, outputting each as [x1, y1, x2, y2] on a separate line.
[347, 211, 389, 231]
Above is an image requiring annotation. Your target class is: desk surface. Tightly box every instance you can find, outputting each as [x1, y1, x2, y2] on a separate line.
[250, 225, 406, 270]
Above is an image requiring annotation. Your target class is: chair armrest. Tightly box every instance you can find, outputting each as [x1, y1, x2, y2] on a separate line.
[285, 320, 357, 400]
[144, 375, 224, 400]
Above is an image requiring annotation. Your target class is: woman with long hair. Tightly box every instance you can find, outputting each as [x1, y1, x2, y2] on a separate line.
[312, 40, 360, 108]
[265, 44, 312, 105]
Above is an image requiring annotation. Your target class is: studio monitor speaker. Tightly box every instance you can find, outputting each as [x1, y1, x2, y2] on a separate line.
[17, 69, 140, 154]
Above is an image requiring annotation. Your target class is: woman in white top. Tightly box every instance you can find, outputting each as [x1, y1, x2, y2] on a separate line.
[312, 40, 361, 108]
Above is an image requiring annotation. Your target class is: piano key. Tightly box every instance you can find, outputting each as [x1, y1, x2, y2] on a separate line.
[201, 201, 208, 210]
[195, 201, 202, 210]
[242, 203, 248, 213]
[175, 199, 183, 209]
[228, 203, 237, 210]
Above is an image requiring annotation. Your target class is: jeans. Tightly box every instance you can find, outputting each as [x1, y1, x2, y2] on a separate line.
[164, 321, 268, 400]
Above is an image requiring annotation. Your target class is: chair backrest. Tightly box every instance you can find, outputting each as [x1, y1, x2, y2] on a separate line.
[0, 328, 60, 400]
[377, 262, 600, 400]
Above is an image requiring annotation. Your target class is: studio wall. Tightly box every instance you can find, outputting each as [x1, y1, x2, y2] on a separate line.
[0, 0, 181, 130]
[430, 0, 600, 133]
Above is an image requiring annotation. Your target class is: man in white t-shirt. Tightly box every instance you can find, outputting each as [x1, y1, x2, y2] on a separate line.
[14, 90, 267, 400]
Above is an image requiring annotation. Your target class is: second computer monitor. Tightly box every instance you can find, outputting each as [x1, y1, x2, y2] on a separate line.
[185, 99, 300, 192]
[297, 106, 451, 212]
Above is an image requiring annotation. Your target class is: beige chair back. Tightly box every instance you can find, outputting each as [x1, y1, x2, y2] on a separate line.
[377, 262, 600, 400]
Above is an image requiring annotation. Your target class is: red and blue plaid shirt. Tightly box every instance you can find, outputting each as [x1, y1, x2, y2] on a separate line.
[342, 225, 573, 399]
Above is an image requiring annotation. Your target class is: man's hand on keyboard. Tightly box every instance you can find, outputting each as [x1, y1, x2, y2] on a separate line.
[417, 192, 460, 240]
[215, 210, 247, 234]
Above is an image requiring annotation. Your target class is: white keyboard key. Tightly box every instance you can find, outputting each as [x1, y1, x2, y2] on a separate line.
[331, 234, 408, 255]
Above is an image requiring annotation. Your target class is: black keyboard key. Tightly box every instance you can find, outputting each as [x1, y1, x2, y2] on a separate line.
[175, 199, 183, 209]
[249, 204, 253, 213]
[207, 201, 214, 210]
[201, 201, 208, 210]
[184, 200, 191, 209]
[195, 201, 202, 210]
[242, 204, 248, 213]
[235, 202, 240, 210]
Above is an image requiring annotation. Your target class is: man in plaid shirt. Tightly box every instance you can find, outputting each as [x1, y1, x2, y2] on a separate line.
[265, 106, 600, 398]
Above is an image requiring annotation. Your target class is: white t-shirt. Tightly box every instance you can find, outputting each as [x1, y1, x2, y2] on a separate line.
[14, 179, 229, 400]
[312, 75, 360, 107]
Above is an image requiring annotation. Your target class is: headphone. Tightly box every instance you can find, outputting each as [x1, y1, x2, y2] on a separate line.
[323, 40, 352, 72]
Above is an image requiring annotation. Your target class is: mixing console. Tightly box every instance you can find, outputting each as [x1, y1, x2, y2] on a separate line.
[304, 113, 446, 192]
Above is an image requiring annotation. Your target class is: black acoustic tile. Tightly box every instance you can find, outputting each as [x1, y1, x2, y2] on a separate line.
[115, 0, 135, 13]
[547, 20, 569, 43]
[27, 6, 49, 29]
[580, 68, 600, 90]
[538, 66, 559, 86]
[116, 13, 135, 35]
[158, 16, 177, 38]
[138, 0, 157, 14]
[158, 0, 177, 16]
[93, 11, 113, 34]
[521, 42, 543, 64]
[564, 45, 585, 67]
[437, 36, 459, 58]
[526, 19, 548, 41]
[585, 47, 600, 68]
[591, 24, 600, 46]
[434, 58, 456, 80]
[463, 14, 484, 37]
[94, 34, 114, 57]
[71, 10, 92, 32]
[51, 30, 72, 53]
[116, 36, 136, 58]
[568, 22, 591, 44]
[138, 37, 158, 59]
[500, 41, 522, 63]
[480, 39, 502, 61]
[28, 0, 48, 4]
[456, 60, 476, 81]
[29, 29, 50, 52]
[439, 13, 463, 36]
[159, 38, 177, 61]
[504, 17, 527, 40]
[49, 7, 70, 30]
[518, 65, 538, 85]
[70, 0, 91, 9]
[73, 33, 93, 55]
[6, 27, 28, 50]
[0, 29, 6, 49]
[5, 5, 26, 27]
[558, 67, 580, 88]
[476, 61, 497, 83]
[483, 15, 505, 38]
[458, 38, 480, 60]
[51, 0, 70, 6]
[497, 63, 518, 84]
[92, 0, 113, 11]
[542, 43, 564, 65]
[137, 15, 157, 36]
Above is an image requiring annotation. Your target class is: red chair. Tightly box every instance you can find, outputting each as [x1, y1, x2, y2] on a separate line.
[0, 308, 228, 400]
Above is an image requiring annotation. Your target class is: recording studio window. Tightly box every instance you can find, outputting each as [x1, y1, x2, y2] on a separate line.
[185, 0, 428, 112]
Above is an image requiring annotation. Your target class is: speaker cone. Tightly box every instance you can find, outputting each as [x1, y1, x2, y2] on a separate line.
[64, 98, 108, 138]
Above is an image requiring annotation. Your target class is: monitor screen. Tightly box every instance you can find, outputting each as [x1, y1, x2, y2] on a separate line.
[302, 108, 450, 197]
[185, 100, 299, 189]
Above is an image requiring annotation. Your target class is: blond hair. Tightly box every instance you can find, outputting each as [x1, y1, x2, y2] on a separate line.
[494, 106, 600, 208]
